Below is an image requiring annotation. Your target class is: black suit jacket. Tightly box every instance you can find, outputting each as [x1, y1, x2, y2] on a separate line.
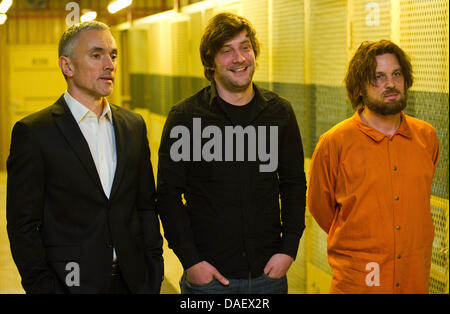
[6, 95, 164, 293]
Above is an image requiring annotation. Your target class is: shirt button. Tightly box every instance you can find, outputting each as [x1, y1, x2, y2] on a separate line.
[397, 254, 401, 259]
[393, 166, 397, 171]
[395, 196, 400, 201]
[389, 138, 393, 142]
[396, 282, 400, 287]
[396, 226, 401, 230]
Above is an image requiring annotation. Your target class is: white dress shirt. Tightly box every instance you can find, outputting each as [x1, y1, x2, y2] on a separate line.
[64, 91, 117, 198]
[64, 91, 118, 260]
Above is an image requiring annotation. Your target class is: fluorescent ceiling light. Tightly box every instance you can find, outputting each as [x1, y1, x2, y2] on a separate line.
[81, 11, 97, 22]
[0, 0, 13, 14]
[0, 13, 6, 24]
[108, 0, 132, 14]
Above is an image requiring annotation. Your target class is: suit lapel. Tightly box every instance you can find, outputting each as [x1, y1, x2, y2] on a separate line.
[109, 105, 129, 198]
[52, 96, 105, 196]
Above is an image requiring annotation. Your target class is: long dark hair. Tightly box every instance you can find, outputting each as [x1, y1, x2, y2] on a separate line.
[345, 40, 414, 109]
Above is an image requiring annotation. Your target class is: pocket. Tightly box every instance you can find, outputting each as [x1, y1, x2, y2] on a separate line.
[257, 273, 288, 294]
[262, 273, 286, 281]
[180, 272, 227, 294]
[184, 272, 215, 288]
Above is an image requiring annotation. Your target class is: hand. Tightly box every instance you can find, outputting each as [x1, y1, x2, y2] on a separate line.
[263, 253, 294, 279]
[186, 261, 229, 286]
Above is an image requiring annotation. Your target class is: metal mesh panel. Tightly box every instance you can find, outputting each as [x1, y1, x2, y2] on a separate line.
[400, 0, 449, 93]
[271, 1, 312, 157]
[242, 0, 270, 82]
[188, 11, 205, 78]
[127, 29, 149, 73]
[147, 22, 161, 75]
[171, 20, 190, 76]
[408, 91, 449, 199]
[430, 197, 449, 294]
[160, 19, 172, 76]
[351, 0, 391, 50]
[310, 0, 349, 154]
[304, 0, 347, 291]
[287, 233, 307, 293]
[272, 0, 305, 84]
[313, 85, 349, 148]
[398, 0, 449, 294]
[310, 0, 348, 86]
[307, 213, 333, 275]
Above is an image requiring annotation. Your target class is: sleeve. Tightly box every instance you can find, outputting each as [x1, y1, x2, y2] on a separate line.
[136, 116, 164, 293]
[6, 121, 64, 293]
[277, 104, 307, 259]
[307, 133, 338, 234]
[156, 109, 202, 270]
[431, 128, 439, 170]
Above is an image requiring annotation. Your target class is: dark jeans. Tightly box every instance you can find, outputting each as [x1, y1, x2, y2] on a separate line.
[180, 272, 288, 294]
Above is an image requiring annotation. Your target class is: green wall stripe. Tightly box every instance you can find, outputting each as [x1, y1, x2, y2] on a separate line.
[130, 74, 448, 198]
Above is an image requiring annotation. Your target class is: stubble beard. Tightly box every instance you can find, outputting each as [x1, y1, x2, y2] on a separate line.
[364, 89, 407, 115]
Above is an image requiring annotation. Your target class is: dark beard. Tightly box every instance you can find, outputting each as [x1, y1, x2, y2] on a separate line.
[364, 89, 407, 115]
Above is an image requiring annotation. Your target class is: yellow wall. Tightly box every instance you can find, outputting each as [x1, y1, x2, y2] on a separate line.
[0, 26, 9, 171]
[0, 13, 65, 171]
[8, 45, 66, 124]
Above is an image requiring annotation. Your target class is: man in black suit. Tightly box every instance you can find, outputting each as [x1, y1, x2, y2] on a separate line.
[6, 21, 163, 294]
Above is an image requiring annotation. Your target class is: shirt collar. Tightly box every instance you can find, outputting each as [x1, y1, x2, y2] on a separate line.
[352, 109, 412, 142]
[64, 90, 113, 123]
[207, 81, 268, 108]
[208, 81, 219, 106]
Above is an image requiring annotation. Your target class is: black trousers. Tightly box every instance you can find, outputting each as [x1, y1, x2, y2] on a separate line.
[107, 262, 131, 294]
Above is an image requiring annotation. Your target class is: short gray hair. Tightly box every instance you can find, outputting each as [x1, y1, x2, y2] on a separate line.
[58, 21, 110, 59]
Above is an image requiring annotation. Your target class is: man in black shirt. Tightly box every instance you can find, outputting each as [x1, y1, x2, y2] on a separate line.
[157, 12, 306, 294]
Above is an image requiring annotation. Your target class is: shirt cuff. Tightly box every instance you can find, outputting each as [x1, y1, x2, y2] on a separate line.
[174, 242, 203, 270]
[279, 231, 304, 260]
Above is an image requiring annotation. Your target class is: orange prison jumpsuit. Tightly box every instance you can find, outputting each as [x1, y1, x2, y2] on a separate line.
[308, 110, 439, 293]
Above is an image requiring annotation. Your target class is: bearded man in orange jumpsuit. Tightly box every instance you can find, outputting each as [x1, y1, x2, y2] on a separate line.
[308, 40, 439, 294]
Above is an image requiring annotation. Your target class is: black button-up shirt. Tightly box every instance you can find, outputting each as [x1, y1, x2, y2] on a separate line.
[157, 83, 306, 279]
